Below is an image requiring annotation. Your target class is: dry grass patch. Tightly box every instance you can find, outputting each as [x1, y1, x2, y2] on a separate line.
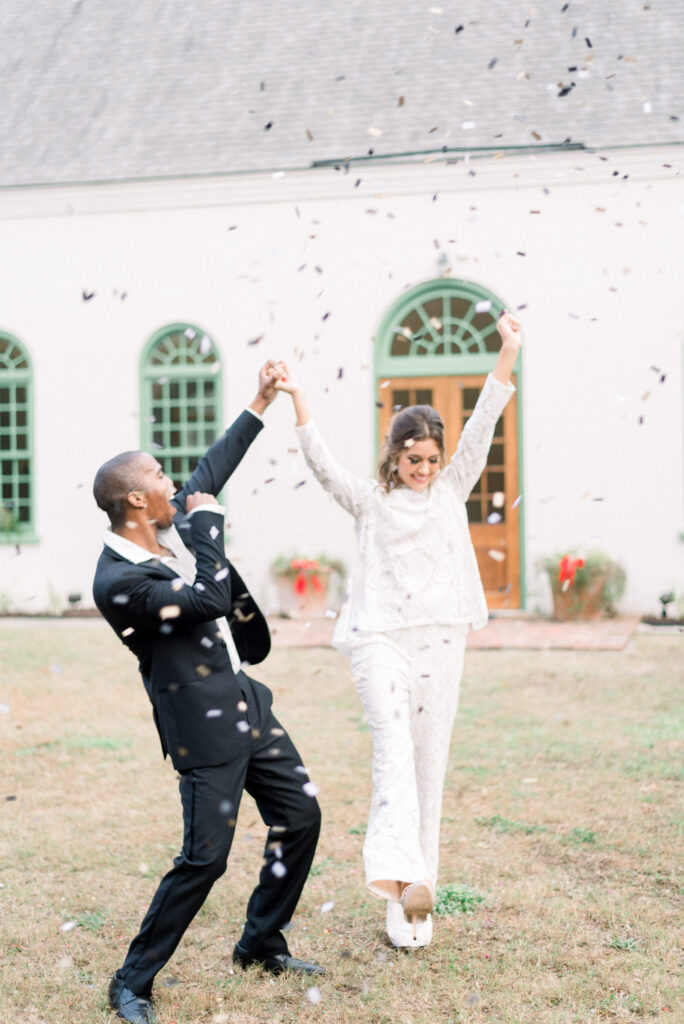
[1, 624, 682, 1023]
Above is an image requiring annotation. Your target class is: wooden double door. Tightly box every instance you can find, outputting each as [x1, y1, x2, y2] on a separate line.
[377, 375, 521, 609]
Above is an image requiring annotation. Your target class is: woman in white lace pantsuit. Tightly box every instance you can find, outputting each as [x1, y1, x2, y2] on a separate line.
[275, 312, 521, 946]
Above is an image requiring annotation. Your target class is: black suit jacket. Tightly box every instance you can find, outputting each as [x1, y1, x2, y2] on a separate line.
[93, 410, 272, 771]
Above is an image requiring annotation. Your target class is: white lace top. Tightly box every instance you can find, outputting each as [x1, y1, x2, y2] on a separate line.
[295, 373, 515, 652]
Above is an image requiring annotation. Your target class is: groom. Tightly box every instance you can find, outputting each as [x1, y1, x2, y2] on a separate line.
[93, 362, 322, 1024]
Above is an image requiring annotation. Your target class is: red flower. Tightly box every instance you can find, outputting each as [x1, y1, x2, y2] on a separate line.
[558, 555, 585, 586]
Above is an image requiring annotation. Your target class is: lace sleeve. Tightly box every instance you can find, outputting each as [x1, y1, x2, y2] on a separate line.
[295, 420, 371, 517]
[442, 374, 515, 501]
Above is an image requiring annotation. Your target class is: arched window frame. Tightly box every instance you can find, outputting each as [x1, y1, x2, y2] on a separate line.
[0, 331, 36, 543]
[139, 323, 223, 492]
[375, 278, 517, 378]
[374, 278, 525, 603]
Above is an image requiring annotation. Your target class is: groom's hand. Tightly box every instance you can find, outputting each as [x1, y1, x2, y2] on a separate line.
[186, 492, 219, 513]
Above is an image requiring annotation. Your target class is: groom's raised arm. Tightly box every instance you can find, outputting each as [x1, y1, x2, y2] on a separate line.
[172, 361, 279, 512]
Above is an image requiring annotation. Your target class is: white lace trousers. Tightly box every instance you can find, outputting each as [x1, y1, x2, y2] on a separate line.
[350, 624, 468, 901]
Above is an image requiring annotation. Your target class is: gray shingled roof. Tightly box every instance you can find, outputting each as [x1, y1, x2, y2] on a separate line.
[1, 0, 682, 187]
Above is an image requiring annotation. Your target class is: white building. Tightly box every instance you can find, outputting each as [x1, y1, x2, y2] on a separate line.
[0, 1, 682, 616]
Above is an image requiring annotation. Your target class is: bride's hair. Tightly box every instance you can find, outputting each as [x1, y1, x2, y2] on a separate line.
[377, 404, 446, 491]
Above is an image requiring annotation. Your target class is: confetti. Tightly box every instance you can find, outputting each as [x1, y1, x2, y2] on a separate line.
[271, 861, 287, 878]
[306, 987, 322, 1005]
[121, 627, 135, 638]
[214, 567, 229, 581]
[209, 525, 219, 540]
[475, 299, 492, 313]
[237, 700, 248, 712]
[184, 328, 196, 339]
[199, 335, 211, 355]
[320, 900, 335, 913]
[171, 578, 185, 591]
[236, 721, 250, 733]
[488, 550, 505, 562]
[159, 605, 181, 620]
[112, 593, 129, 605]
[206, 709, 223, 718]
[82, 289, 95, 301]
[492, 491, 505, 508]
[60, 921, 77, 932]
[303, 781, 320, 797]
[367, 126, 383, 137]
[0, 703, 10, 714]
[487, 512, 502, 524]
[247, 334, 264, 346]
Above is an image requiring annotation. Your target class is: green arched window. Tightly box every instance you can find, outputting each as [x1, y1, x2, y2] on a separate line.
[375, 279, 508, 378]
[140, 324, 222, 491]
[0, 332, 34, 541]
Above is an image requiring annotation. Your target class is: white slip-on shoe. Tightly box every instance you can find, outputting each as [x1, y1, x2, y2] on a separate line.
[386, 898, 433, 947]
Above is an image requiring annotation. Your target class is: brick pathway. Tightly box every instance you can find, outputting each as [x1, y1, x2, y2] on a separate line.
[267, 615, 641, 651]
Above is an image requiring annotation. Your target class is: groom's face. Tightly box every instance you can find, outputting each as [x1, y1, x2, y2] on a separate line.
[135, 455, 176, 530]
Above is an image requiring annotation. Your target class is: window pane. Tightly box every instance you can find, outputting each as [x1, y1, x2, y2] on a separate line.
[415, 389, 433, 405]
[392, 389, 410, 409]
[463, 388, 480, 411]
[466, 499, 482, 523]
[487, 443, 504, 466]
[488, 471, 505, 494]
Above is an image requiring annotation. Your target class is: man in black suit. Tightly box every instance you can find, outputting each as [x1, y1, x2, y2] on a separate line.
[93, 363, 322, 1024]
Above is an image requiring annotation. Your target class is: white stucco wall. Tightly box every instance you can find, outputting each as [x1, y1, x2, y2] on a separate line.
[0, 147, 681, 616]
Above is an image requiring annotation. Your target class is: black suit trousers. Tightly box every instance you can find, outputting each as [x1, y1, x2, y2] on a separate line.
[118, 679, 321, 995]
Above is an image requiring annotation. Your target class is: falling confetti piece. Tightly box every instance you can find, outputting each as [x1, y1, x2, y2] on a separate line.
[171, 578, 185, 591]
[121, 627, 134, 638]
[236, 721, 250, 733]
[60, 921, 77, 932]
[237, 700, 248, 712]
[199, 335, 211, 355]
[475, 299, 492, 313]
[184, 328, 196, 339]
[159, 605, 181, 620]
[214, 567, 229, 581]
[487, 512, 502, 524]
[138, 862, 149, 874]
[306, 987, 322, 1005]
[271, 861, 287, 878]
[303, 781, 320, 797]
[206, 709, 223, 718]
[112, 594, 129, 605]
[209, 525, 219, 540]
[492, 491, 505, 508]
[320, 900, 335, 913]
[488, 550, 505, 562]
[247, 334, 264, 346]
[367, 126, 383, 137]
[0, 703, 10, 714]
[82, 289, 95, 301]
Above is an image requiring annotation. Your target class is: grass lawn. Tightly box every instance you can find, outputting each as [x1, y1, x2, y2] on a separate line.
[0, 623, 682, 1024]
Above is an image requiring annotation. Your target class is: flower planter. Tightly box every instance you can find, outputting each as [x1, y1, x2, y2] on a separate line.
[541, 551, 627, 622]
[549, 578, 607, 621]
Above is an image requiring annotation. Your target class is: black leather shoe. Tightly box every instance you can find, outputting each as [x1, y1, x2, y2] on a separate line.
[232, 943, 324, 976]
[108, 974, 158, 1024]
